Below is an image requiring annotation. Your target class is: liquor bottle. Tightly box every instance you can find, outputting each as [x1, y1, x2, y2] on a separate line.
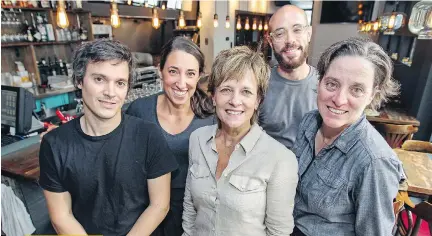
[77, 15, 88, 41]
[24, 20, 34, 42]
[31, 13, 42, 42]
[40, 0, 50, 8]
[39, 58, 49, 86]
[36, 13, 47, 42]
[59, 59, 68, 76]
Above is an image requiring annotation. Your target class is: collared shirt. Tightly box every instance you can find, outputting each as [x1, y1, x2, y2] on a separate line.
[292, 110, 405, 236]
[182, 124, 298, 236]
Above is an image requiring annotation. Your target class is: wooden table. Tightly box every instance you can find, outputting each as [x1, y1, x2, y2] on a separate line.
[394, 149, 432, 196]
[1, 142, 40, 181]
[367, 107, 420, 127]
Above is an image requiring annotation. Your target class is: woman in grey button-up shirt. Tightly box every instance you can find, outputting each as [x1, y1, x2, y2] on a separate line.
[292, 38, 405, 236]
[182, 46, 298, 236]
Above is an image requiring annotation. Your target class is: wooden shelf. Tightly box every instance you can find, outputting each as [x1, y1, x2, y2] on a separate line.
[1, 6, 50, 11]
[1, 6, 89, 13]
[381, 27, 417, 38]
[1, 40, 87, 48]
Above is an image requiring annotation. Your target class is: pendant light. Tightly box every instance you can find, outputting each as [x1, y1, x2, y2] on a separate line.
[110, 2, 120, 28]
[56, 0, 69, 29]
[236, 15, 242, 30]
[252, 17, 257, 30]
[213, 1, 218, 28]
[225, 0, 230, 28]
[178, 10, 186, 28]
[197, 12, 202, 28]
[258, 19, 263, 31]
[245, 17, 250, 30]
[152, 8, 160, 29]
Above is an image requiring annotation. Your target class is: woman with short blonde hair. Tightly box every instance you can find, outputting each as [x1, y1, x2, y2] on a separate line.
[182, 46, 298, 236]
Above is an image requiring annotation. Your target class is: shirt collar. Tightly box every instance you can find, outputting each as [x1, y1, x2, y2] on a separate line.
[305, 110, 367, 154]
[205, 123, 263, 154]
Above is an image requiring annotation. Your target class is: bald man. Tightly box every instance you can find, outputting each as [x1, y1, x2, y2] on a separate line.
[259, 5, 318, 150]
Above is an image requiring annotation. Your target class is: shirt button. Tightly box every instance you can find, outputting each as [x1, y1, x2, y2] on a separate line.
[224, 172, 228, 177]
[241, 185, 246, 190]
[235, 144, 240, 149]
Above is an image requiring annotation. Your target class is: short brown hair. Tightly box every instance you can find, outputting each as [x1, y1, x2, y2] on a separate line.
[317, 37, 400, 111]
[208, 46, 270, 124]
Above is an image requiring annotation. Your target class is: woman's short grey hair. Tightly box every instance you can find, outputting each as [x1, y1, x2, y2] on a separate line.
[317, 37, 400, 111]
[72, 39, 135, 91]
[208, 46, 270, 125]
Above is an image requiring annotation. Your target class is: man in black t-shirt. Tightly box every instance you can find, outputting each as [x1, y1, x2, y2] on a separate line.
[39, 39, 178, 235]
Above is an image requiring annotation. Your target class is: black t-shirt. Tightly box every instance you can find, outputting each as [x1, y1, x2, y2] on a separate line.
[39, 113, 178, 235]
[126, 94, 215, 189]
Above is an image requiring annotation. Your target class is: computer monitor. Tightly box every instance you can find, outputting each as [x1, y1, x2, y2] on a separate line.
[1, 86, 35, 135]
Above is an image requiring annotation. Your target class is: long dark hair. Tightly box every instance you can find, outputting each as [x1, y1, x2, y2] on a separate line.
[160, 36, 214, 118]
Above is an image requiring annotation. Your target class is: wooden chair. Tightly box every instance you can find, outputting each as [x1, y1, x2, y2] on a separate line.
[401, 140, 432, 153]
[377, 124, 418, 148]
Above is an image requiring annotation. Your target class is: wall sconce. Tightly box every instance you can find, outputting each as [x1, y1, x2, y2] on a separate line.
[245, 17, 250, 30]
[197, 12, 202, 28]
[152, 8, 160, 29]
[178, 10, 186, 28]
[236, 16, 242, 30]
[111, 2, 121, 28]
[56, 0, 69, 29]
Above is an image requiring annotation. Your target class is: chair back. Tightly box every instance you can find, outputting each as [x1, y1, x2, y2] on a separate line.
[377, 124, 418, 148]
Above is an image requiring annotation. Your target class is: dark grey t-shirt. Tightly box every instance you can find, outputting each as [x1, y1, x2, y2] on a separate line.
[259, 66, 318, 149]
[126, 93, 215, 189]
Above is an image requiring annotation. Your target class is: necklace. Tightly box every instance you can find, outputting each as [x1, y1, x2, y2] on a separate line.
[320, 128, 330, 146]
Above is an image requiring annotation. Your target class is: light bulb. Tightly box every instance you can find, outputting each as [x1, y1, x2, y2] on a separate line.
[179, 11, 185, 28]
[144, 2, 148, 7]
[225, 16, 230, 28]
[245, 17, 250, 30]
[56, 0, 69, 29]
[373, 21, 379, 31]
[263, 21, 268, 31]
[127, 0, 132, 5]
[162, 3, 166, 10]
[214, 14, 218, 28]
[152, 8, 160, 29]
[111, 3, 120, 28]
[258, 20, 263, 30]
[236, 16, 241, 30]
[388, 14, 396, 29]
[252, 18, 257, 30]
[197, 12, 202, 28]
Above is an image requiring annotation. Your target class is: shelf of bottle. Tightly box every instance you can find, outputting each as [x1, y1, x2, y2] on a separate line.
[1, 40, 87, 48]
[1, 6, 90, 13]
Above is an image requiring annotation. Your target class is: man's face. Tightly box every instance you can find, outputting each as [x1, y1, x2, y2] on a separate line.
[268, 8, 311, 71]
[78, 60, 129, 121]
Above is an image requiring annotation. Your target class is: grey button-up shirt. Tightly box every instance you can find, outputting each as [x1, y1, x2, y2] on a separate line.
[182, 124, 298, 236]
[292, 110, 405, 236]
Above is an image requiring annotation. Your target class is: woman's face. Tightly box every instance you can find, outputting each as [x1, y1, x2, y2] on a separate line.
[317, 55, 376, 130]
[213, 69, 260, 131]
[160, 50, 200, 106]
